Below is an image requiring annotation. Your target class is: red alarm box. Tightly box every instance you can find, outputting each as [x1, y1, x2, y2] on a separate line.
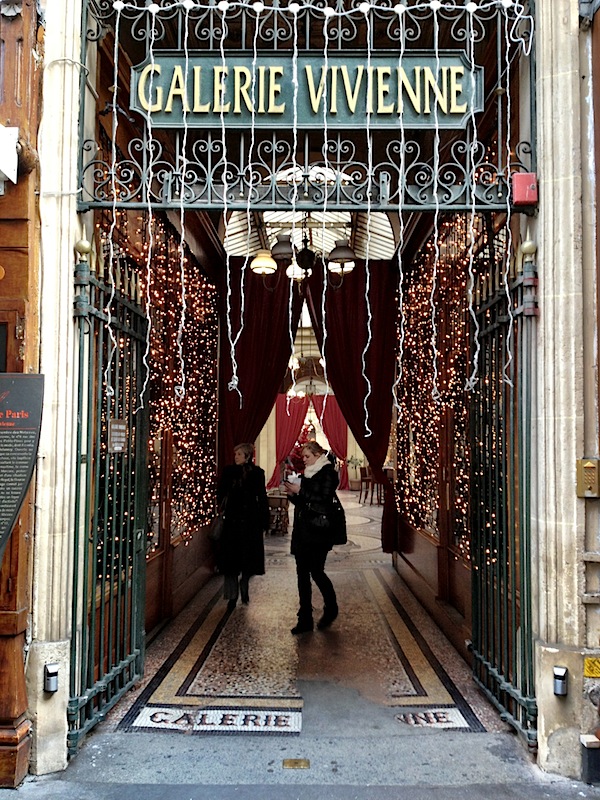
[512, 172, 538, 206]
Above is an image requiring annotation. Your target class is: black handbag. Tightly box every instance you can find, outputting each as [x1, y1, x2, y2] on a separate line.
[330, 496, 347, 545]
[208, 499, 227, 542]
[307, 495, 347, 544]
[208, 513, 224, 542]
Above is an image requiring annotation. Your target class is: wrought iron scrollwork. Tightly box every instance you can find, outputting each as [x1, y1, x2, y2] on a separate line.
[79, 0, 535, 214]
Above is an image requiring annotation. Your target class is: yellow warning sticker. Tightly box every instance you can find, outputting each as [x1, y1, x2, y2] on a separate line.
[584, 658, 600, 678]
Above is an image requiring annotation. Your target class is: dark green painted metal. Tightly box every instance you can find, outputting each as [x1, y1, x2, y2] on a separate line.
[129, 51, 484, 130]
[471, 240, 538, 749]
[69, 257, 149, 755]
[77, 1, 535, 214]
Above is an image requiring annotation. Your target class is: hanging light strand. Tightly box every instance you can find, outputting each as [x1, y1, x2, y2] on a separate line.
[358, 2, 374, 437]
[219, 5, 242, 407]
[392, 3, 407, 413]
[317, 6, 334, 432]
[429, 4, 442, 404]
[137, 5, 158, 412]
[286, 2, 301, 415]
[175, 1, 193, 402]
[465, 3, 481, 392]
[103, 4, 124, 406]
[502, 7, 515, 387]
[510, 2, 534, 56]
[242, 2, 261, 327]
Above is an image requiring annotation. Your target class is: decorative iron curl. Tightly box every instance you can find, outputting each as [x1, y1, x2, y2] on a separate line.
[257, 3, 295, 44]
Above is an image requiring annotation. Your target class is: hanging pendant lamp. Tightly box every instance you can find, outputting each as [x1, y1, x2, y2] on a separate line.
[250, 249, 278, 275]
[327, 239, 356, 274]
[270, 233, 294, 262]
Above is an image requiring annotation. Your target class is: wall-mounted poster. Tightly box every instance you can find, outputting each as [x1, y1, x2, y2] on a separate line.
[0, 374, 44, 562]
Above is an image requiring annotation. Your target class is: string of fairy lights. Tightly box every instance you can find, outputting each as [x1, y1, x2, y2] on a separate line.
[92, 0, 533, 558]
[142, 217, 218, 546]
[95, 184, 218, 554]
[397, 214, 486, 561]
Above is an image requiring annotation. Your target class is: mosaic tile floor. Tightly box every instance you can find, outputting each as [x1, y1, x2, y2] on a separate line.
[106, 492, 508, 739]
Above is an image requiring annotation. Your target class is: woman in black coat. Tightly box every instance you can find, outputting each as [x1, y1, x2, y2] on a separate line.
[216, 442, 269, 609]
[284, 440, 339, 634]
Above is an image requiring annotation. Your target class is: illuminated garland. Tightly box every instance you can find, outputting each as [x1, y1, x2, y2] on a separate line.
[97, 206, 218, 553]
[396, 215, 482, 560]
[142, 218, 218, 547]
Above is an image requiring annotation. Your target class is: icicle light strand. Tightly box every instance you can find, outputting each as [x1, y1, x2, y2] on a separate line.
[502, 7, 515, 387]
[286, 3, 300, 414]
[360, 1, 374, 437]
[465, 4, 482, 392]
[318, 8, 332, 433]
[392, 4, 407, 413]
[137, 5, 158, 412]
[175, 4, 192, 402]
[429, 5, 442, 404]
[219, 7, 242, 407]
[103, 6, 123, 404]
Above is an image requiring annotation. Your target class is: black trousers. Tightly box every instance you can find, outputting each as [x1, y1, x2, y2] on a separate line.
[294, 547, 337, 621]
[223, 572, 250, 601]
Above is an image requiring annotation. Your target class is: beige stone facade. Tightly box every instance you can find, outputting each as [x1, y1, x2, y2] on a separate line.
[9, 0, 600, 783]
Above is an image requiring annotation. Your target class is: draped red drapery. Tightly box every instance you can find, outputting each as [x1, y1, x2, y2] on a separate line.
[311, 394, 349, 490]
[217, 259, 303, 471]
[306, 260, 399, 551]
[266, 395, 310, 488]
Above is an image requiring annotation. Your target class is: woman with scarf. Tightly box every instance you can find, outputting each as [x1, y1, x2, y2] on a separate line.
[283, 440, 339, 634]
[216, 442, 269, 609]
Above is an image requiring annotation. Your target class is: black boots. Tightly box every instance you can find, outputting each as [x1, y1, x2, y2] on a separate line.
[291, 616, 314, 634]
[240, 575, 250, 606]
[317, 605, 339, 630]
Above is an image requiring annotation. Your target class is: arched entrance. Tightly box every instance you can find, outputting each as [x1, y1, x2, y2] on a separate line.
[69, 0, 537, 755]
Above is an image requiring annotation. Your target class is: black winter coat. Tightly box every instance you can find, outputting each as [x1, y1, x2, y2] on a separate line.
[216, 463, 269, 576]
[289, 463, 339, 556]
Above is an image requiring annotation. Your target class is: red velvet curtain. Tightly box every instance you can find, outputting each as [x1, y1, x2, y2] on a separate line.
[217, 259, 303, 471]
[267, 395, 310, 488]
[306, 259, 399, 551]
[311, 395, 349, 490]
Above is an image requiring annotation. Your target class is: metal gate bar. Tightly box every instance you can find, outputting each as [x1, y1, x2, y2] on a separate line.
[471, 245, 538, 748]
[69, 249, 148, 754]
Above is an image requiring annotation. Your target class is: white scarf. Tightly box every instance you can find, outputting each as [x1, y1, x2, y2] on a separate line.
[303, 453, 331, 479]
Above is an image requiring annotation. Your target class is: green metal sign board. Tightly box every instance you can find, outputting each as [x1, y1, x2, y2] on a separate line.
[130, 51, 483, 130]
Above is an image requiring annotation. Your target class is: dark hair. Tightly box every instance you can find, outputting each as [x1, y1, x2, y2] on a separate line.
[233, 442, 254, 462]
[301, 440, 327, 457]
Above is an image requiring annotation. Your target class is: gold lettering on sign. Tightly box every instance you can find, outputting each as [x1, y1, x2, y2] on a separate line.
[340, 65, 364, 112]
[399, 67, 421, 113]
[329, 66, 338, 114]
[213, 66, 230, 113]
[233, 66, 252, 113]
[257, 65, 266, 113]
[268, 66, 285, 113]
[134, 59, 475, 122]
[193, 66, 211, 112]
[450, 66, 467, 113]
[138, 64, 163, 112]
[377, 66, 394, 114]
[423, 66, 449, 114]
[305, 65, 328, 113]
[165, 65, 189, 113]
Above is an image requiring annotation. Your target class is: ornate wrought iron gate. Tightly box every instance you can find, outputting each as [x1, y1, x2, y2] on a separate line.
[68, 246, 149, 754]
[470, 229, 538, 748]
[73, 0, 537, 748]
